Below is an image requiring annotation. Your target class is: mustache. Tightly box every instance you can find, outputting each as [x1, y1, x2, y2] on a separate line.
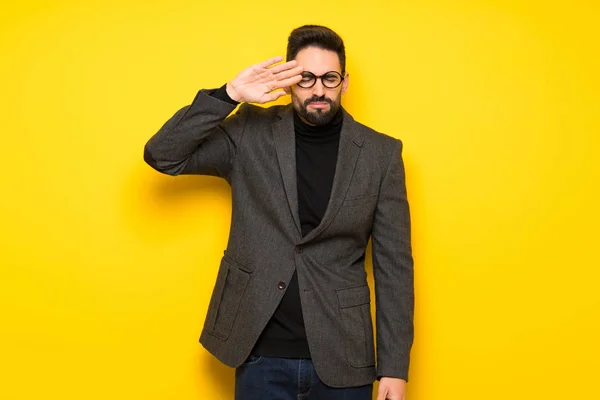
[303, 96, 333, 107]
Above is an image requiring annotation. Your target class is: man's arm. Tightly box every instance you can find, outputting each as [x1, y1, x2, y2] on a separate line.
[372, 138, 414, 381]
[143, 56, 303, 178]
[144, 89, 244, 178]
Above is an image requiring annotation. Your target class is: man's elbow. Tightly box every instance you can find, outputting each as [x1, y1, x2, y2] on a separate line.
[143, 143, 184, 176]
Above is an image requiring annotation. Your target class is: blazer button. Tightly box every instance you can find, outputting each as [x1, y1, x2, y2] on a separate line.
[295, 246, 303, 254]
[278, 281, 286, 290]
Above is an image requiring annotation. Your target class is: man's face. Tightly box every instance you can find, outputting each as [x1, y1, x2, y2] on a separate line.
[289, 46, 349, 126]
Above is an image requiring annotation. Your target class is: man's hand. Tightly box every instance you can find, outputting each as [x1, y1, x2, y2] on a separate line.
[226, 56, 303, 104]
[377, 377, 407, 400]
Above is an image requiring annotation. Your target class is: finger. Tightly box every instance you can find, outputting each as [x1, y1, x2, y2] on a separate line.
[262, 90, 287, 103]
[273, 65, 304, 80]
[268, 60, 300, 74]
[272, 74, 303, 90]
[255, 69, 276, 81]
[258, 56, 284, 69]
[256, 65, 302, 83]
[271, 90, 288, 101]
[376, 385, 388, 400]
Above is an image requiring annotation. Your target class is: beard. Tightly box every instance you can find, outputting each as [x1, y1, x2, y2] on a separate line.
[293, 94, 341, 126]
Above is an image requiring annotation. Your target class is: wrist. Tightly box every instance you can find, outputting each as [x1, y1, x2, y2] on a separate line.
[225, 82, 242, 102]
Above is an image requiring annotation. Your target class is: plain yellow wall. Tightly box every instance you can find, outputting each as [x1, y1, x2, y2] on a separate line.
[1, 0, 599, 399]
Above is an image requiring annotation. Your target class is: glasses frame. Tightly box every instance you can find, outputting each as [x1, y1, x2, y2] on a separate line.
[297, 70, 345, 89]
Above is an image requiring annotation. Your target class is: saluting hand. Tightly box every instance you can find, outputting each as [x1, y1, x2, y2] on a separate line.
[226, 56, 304, 104]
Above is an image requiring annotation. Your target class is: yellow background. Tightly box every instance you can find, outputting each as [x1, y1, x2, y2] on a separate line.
[1, 0, 599, 399]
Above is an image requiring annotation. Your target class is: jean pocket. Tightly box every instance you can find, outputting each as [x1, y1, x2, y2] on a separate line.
[241, 354, 263, 366]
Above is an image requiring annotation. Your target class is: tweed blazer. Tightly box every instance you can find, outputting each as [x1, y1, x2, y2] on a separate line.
[144, 89, 414, 387]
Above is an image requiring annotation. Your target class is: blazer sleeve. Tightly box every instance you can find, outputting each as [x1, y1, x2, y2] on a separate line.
[144, 89, 248, 179]
[371, 138, 415, 381]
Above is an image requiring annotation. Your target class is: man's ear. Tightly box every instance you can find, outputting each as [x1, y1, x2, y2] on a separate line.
[341, 73, 350, 95]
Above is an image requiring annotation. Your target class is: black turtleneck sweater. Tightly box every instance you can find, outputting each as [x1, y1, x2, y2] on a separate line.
[211, 85, 342, 358]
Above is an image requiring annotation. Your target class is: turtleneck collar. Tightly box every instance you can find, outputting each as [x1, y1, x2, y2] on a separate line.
[293, 107, 344, 144]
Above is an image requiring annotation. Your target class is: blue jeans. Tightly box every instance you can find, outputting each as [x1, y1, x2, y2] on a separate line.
[234, 355, 373, 400]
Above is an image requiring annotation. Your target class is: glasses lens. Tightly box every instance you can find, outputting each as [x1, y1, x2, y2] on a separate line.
[298, 72, 316, 88]
[322, 72, 342, 88]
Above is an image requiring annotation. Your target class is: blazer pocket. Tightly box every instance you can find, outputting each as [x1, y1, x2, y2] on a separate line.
[343, 193, 378, 207]
[336, 284, 376, 368]
[205, 256, 251, 340]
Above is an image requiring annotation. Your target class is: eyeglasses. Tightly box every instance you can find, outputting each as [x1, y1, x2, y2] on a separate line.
[297, 71, 344, 89]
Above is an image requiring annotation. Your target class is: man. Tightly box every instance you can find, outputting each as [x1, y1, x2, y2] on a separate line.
[144, 25, 414, 400]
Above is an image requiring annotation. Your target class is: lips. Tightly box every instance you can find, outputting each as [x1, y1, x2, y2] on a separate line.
[309, 102, 329, 109]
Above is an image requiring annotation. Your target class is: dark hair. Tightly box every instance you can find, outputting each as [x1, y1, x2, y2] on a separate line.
[286, 25, 346, 73]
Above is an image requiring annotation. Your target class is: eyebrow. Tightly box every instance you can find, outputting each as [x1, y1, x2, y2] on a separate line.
[302, 70, 341, 75]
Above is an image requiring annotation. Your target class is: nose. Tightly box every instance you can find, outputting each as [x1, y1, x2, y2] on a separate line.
[312, 80, 325, 97]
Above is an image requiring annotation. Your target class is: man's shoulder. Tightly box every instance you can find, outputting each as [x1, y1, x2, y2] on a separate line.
[348, 116, 402, 150]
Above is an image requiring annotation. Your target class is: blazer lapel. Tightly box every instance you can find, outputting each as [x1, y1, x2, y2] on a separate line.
[300, 108, 364, 244]
[272, 105, 302, 236]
